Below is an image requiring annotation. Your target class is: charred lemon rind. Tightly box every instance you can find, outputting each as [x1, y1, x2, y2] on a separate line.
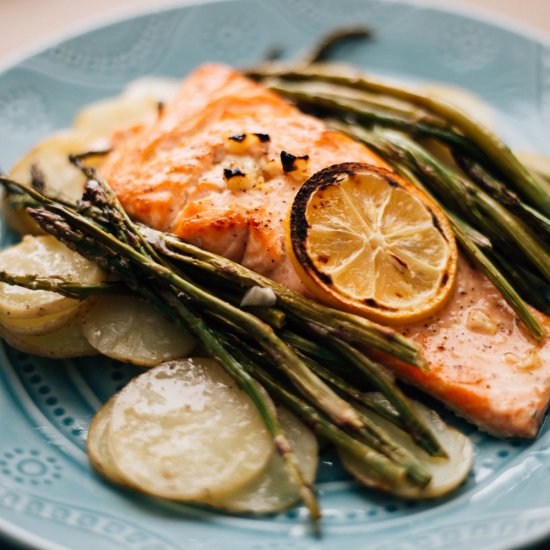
[287, 163, 458, 325]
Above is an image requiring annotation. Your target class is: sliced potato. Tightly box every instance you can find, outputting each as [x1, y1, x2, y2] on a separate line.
[5, 130, 107, 234]
[5, 77, 179, 236]
[74, 96, 161, 137]
[81, 295, 195, 367]
[87, 396, 127, 484]
[74, 77, 178, 138]
[0, 320, 96, 358]
[0, 236, 106, 332]
[338, 399, 473, 499]
[108, 358, 274, 502]
[122, 77, 179, 103]
[8, 129, 107, 203]
[0, 303, 84, 335]
[213, 407, 318, 514]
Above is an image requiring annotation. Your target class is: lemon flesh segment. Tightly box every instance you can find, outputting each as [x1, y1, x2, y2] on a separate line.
[302, 169, 455, 321]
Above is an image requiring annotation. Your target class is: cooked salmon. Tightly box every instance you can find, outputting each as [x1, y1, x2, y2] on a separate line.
[394, 255, 550, 438]
[101, 63, 550, 438]
[101, 63, 384, 293]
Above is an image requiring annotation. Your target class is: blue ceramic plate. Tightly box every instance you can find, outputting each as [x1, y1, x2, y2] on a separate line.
[1, 1, 550, 548]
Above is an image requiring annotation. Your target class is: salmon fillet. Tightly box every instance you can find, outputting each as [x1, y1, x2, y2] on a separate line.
[395, 256, 550, 438]
[101, 63, 550, 438]
[101, 63, 383, 293]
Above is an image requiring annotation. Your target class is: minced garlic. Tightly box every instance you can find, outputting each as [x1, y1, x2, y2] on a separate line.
[503, 349, 542, 371]
[280, 151, 310, 182]
[466, 308, 498, 335]
[223, 155, 265, 191]
[225, 133, 270, 155]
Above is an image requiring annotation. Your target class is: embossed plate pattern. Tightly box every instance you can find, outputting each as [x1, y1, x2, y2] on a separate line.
[1, 0, 550, 548]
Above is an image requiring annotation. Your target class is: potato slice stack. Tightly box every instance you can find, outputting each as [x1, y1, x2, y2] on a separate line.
[3, 77, 179, 236]
[0, 235, 102, 357]
[0, 235, 195, 362]
[87, 358, 319, 513]
[0, 77, 191, 361]
[87, 358, 473, 511]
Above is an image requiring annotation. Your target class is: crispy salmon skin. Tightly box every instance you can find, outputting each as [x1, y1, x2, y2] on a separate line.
[101, 63, 550, 438]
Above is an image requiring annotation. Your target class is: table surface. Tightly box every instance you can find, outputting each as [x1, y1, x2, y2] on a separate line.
[0, 0, 549, 66]
[0, 1, 549, 549]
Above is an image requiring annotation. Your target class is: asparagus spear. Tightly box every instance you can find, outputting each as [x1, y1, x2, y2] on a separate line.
[302, 27, 373, 64]
[155, 289, 322, 526]
[295, 354, 431, 485]
[21, 181, 321, 524]
[0, 272, 126, 299]
[325, 336, 446, 457]
[265, 78, 445, 124]
[226, 343, 410, 488]
[328, 121, 545, 340]
[449, 216, 546, 340]
[224, 331, 431, 484]
[281, 330, 342, 367]
[248, 63, 550, 216]
[264, 79, 481, 159]
[150, 229, 426, 368]
[454, 154, 550, 240]
[287, 344, 404, 426]
[488, 252, 550, 317]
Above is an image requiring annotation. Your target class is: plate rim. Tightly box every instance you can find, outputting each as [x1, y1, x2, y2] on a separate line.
[0, 0, 549, 79]
[0, 516, 67, 550]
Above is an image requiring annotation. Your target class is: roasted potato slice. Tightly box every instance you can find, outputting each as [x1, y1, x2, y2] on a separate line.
[74, 77, 179, 137]
[0, 236, 106, 334]
[5, 130, 107, 235]
[82, 295, 195, 367]
[213, 407, 318, 514]
[338, 398, 473, 499]
[0, 320, 95, 358]
[107, 358, 274, 502]
[74, 96, 160, 137]
[87, 396, 127, 485]
[0, 304, 84, 336]
[122, 77, 179, 102]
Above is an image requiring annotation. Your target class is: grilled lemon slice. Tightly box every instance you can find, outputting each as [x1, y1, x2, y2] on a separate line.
[288, 163, 457, 324]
